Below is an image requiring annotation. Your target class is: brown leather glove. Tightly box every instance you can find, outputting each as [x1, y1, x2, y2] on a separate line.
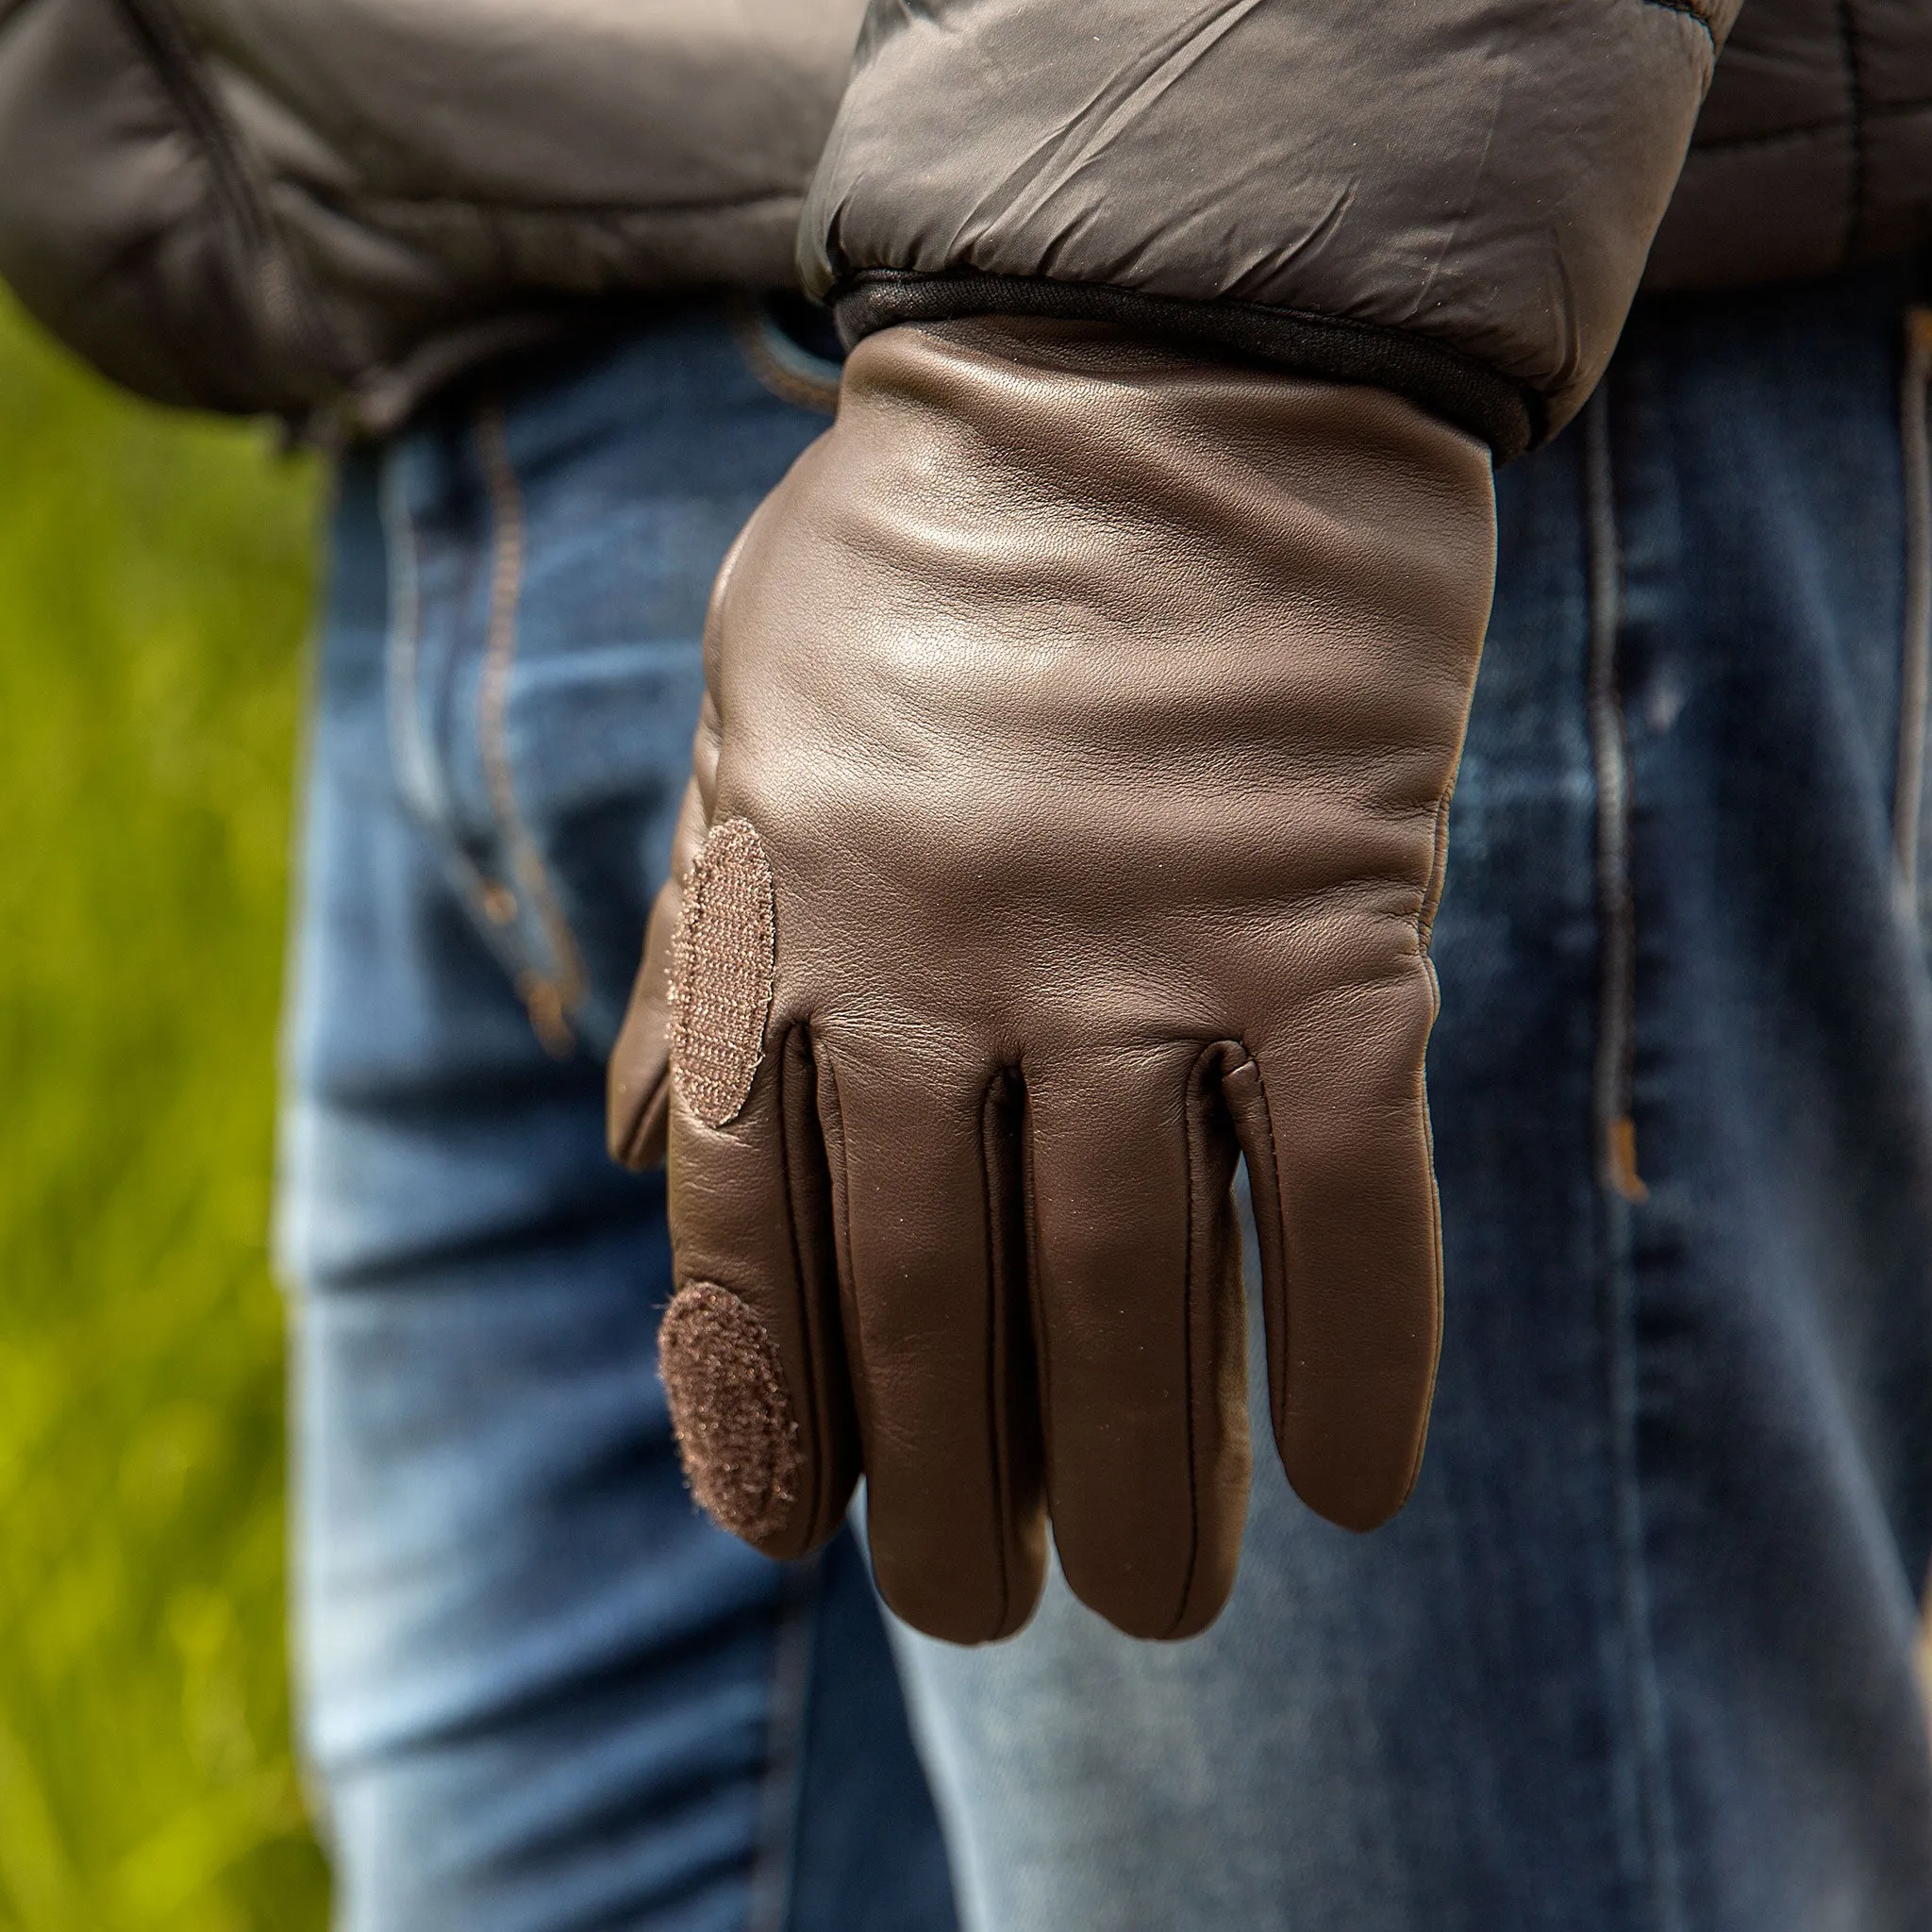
[609, 318, 1494, 1643]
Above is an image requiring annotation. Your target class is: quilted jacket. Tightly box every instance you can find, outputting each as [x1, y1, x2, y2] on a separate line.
[0, 0, 1924, 447]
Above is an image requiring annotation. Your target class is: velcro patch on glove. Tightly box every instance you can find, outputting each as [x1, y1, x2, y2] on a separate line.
[658, 1281, 802, 1543]
[670, 818, 776, 1128]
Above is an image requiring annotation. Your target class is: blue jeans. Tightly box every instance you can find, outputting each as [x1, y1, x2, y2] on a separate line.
[276, 310, 957, 1932]
[892, 262, 1932, 1929]
[281, 264, 1932, 1932]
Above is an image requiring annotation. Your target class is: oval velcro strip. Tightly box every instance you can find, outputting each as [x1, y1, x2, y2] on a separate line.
[658, 1281, 803, 1543]
[670, 817, 776, 1128]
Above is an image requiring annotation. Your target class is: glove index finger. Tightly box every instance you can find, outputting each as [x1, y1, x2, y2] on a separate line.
[660, 817, 858, 1561]
[1230, 971, 1444, 1533]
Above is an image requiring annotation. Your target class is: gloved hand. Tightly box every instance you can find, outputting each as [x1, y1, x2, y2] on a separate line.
[609, 318, 1494, 1643]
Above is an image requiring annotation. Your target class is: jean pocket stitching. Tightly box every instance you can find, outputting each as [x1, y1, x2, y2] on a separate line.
[380, 441, 496, 909]
[473, 394, 591, 1056]
[1583, 389, 1648, 1207]
[729, 295, 841, 417]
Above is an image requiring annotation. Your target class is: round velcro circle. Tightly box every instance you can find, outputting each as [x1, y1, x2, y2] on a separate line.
[670, 817, 776, 1128]
[658, 1281, 803, 1544]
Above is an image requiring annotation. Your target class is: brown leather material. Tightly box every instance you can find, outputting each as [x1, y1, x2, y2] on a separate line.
[608, 317, 1496, 1644]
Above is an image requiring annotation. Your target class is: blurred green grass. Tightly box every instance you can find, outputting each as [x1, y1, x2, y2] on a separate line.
[0, 293, 330, 1927]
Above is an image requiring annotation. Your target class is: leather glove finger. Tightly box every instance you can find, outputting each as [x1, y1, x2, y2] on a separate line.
[814, 1041, 1047, 1644]
[624, 319, 1494, 1643]
[653, 818, 859, 1561]
[1018, 1042, 1249, 1641]
[1227, 972, 1446, 1533]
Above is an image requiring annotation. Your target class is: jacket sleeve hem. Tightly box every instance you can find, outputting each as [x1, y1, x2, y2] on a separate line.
[832, 269, 1539, 461]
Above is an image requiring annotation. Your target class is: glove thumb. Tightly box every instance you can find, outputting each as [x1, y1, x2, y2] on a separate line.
[608, 768, 708, 1169]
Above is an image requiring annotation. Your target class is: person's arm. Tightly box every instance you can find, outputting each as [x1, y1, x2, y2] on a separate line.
[0, 0, 871, 433]
[804, 0, 1740, 457]
[610, 0, 1740, 1646]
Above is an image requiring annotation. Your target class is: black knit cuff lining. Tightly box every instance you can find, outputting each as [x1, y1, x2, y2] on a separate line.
[834, 271, 1540, 463]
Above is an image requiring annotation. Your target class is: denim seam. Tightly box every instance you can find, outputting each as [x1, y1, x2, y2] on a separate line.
[1586, 396, 1647, 1208]
[1584, 388, 1685, 1932]
[744, 1557, 820, 1932]
[379, 443, 499, 922]
[380, 435, 590, 1032]
[1893, 308, 1932, 907]
[730, 297, 842, 416]
[1835, 0, 1869, 260]
[379, 442, 434, 826]
[473, 395, 591, 1055]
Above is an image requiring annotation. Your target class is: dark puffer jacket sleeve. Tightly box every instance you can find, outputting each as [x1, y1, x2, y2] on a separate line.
[801, 0, 1742, 458]
[0, 0, 870, 432]
[0, 0, 338, 418]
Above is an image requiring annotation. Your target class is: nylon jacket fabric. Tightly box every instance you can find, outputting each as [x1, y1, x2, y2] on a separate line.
[0, 0, 866, 431]
[0, 0, 1927, 436]
[807, 0, 1932, 449]
[1649, 0, 1932, 288]
[805, 0, 1738, 449]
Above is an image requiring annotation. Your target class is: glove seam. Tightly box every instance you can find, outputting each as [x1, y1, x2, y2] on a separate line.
[774, 1025, 827, 1548]
[1165, 1047, 1216, 1641]
[814, 1041, 870, 1537]
[1017, 1057, 1057, 1590]
[978, 1069, 1025, 1641]
[1224, 1044, 1291, 1452]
